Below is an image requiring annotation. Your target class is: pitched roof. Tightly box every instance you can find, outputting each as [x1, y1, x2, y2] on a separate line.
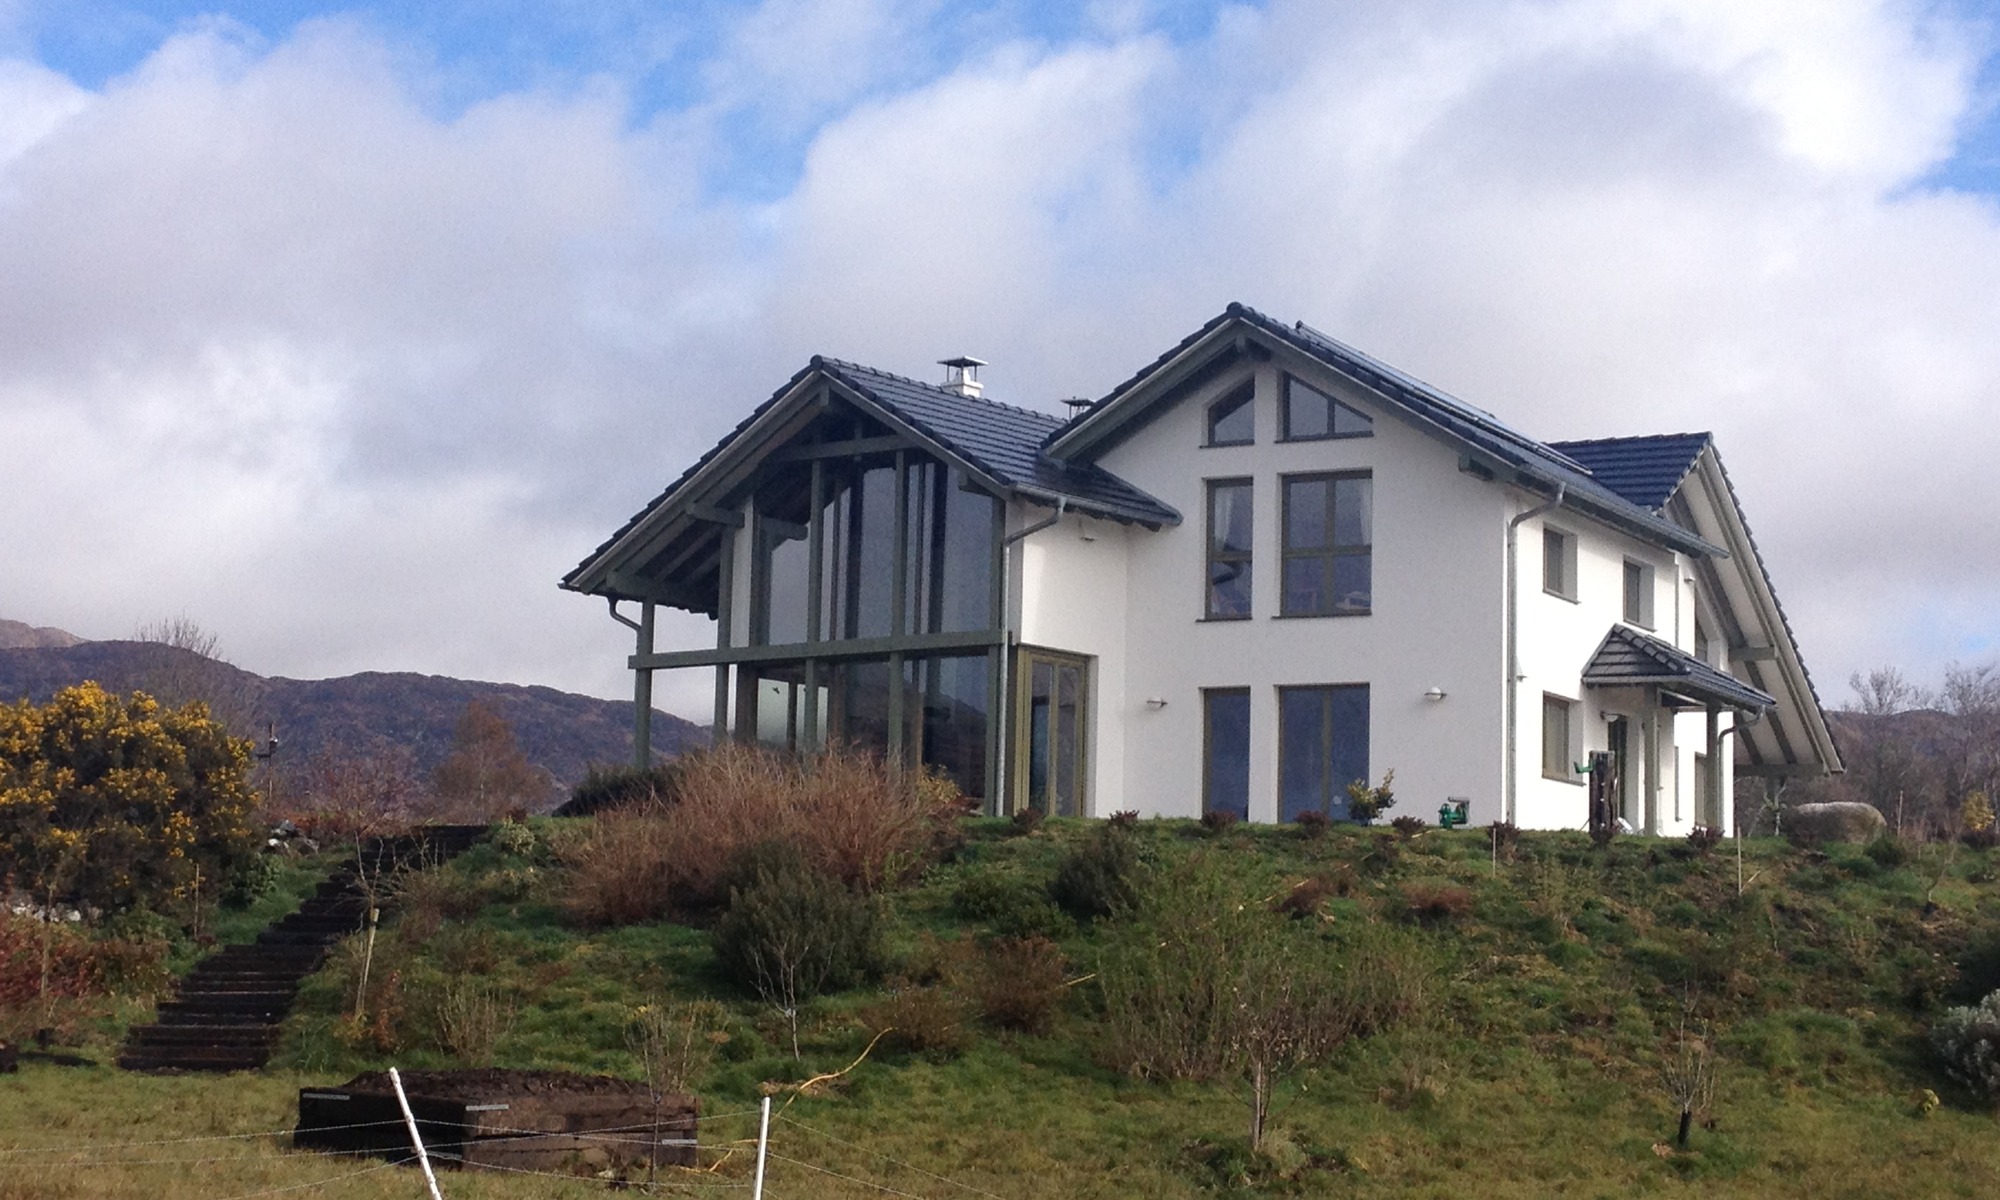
[1547, 434, 1711, 512]
[1581, 625, 1776, 712]
[818, 359, 1179, 527]
[1048, 303, 1725, 560]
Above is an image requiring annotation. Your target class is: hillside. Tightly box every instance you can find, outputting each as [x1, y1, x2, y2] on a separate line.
[0, 638, 707, 787]
[7, 818, 1998, 1198]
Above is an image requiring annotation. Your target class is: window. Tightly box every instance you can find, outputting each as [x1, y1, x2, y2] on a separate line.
[1623, 559, 1655, 628]
[1279, 684, 1369, 821]
[1542, 694, 1575, 782]
[1205, 479, 1254, 618]
[1281, 472, 1372, 616]
[1542, 526, 1576, 600]
[1019, 649, 1088, 818]
[1281, 375, 1372, 441]
[1205, 380, 1255, 446]
[1203, 689, 1251, 820]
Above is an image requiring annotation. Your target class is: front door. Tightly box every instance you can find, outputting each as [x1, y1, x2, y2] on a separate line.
[1015, 648, 1089, 817]
[1606, 717, 1630, 827]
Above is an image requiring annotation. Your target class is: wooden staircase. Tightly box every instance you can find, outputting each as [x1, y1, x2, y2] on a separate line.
[118, 825, 488, 1073]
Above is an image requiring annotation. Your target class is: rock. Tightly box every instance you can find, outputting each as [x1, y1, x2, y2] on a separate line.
[1786, 801, 1887, 846]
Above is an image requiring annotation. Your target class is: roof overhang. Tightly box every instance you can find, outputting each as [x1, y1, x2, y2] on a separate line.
[1581, 625, 1777, 713]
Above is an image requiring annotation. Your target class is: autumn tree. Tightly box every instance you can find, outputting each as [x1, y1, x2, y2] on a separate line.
[0, 683, 259, 912]
[430, 699, 552, 820]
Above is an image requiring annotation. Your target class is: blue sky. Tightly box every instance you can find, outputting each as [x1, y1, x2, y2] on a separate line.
[3, 0, 2000, 716]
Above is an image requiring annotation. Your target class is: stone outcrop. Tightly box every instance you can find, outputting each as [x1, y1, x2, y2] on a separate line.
[1786, 801, 1887, 846]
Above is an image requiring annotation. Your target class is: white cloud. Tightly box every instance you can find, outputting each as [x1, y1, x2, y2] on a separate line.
[2, 0, 1998, 720]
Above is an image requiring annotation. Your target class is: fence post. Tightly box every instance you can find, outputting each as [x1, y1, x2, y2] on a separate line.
[389, 1067, 444, 1200]
[752, 1095, 772, 1200]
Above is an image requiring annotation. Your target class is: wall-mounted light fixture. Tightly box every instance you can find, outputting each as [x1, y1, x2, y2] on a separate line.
[1144, 697, 1169, 709]
[1423, 687, 1448, 702]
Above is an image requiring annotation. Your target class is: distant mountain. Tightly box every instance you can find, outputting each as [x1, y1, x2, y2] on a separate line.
[0, 619, 85, 649]
[0, 638, 708, 791]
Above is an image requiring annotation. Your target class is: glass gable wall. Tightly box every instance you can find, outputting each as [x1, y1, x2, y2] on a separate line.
[739, 422, 1005, 803]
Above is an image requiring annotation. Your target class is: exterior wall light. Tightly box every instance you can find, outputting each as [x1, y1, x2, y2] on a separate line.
[1145, 697, 1169, 709]
[1424, 687, 1448, 702]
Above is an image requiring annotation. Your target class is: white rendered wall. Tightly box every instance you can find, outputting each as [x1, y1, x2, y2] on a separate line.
[1511, 512, 1734, 834]
[1090, 358, 1508, 824]
[1012, 506, 1132, 816]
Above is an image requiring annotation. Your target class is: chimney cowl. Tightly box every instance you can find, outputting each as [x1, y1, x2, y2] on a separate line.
[939, 355, 987, 398]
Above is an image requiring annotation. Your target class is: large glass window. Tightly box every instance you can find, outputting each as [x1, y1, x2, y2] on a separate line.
[1203, 688, 1250, 820]
[1206, 380, 1254, 446]
[757, 455, 1000, 646]
[1206, 479, 1253, 619]
[1278, 684, 1369, 822]
[1281, 375, 1372, 441]
[1281, 472, 1372, 616]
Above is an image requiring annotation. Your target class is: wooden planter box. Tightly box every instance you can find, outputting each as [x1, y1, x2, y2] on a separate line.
[295, 1069, 696, 1174]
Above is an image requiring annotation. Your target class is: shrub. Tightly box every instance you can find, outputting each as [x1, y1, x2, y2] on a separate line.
[626, 997, 732, 1096]
[1864, 835, 1910, 869]
[1049, 825, 1142, 921]
[1488, 821, 1521, 862]
[1199, 809, 1239, 835]
[1401, 879, 1473, 924]
[711, 842, 881, 1003]
[1108, 810, 1140, 831]
[1271, 869, 1354, 918]
[0, 682, 259, 913]
[489, 818, 538, 858]
[975, 936, 1069, 1034]
[561, 761, 682, 817]
[558, 743, 961, 923]
[1687, 825, 1724, 855]
[432, 978, 514, 1066]
[1932, 990, 2000, 1101]
[1295, 810, 1330, 840]
[1010, 806, 1045, 835]
[1965, 825, 2000, 851]
[951, 870, 1075, 940]
[1346, 770, 1397, 822]
[1590, 820, 1618, 849]
[1390, 814, 1427, 838]
[222, 854, 286, 908]
[860, 984, 972, 1059]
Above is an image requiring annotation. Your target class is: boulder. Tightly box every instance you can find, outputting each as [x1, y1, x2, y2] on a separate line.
[1786, 801, 1887, 846]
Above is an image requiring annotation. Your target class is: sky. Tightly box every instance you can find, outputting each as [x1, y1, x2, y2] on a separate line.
[2, 0, 1999, 723]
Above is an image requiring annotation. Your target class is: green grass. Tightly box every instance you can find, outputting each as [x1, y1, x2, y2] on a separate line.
[7, 820, 2000, 1197]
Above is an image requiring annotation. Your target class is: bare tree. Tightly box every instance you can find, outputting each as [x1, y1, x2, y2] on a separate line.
[129, 614, 262, 734]
[1659, 1016, 1717, 1149]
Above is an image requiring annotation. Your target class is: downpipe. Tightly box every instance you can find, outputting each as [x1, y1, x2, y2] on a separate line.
[1503, 483, 1565, 826]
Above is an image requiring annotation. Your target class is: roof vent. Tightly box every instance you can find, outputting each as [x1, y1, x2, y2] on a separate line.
[939, 356, 986, 398]
[1062, 397, 1092, 417]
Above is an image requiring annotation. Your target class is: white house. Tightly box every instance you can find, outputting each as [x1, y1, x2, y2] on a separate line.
[563, 304, 1840, 834]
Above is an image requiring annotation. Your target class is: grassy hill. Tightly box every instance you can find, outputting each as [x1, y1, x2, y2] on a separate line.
[6, 818, 2000, 1198]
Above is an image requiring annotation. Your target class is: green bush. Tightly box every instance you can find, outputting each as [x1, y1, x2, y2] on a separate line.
[711, 842, 881, 1000]
[951, 870, 1075, 939]
[560, 761, 682, 817]
[1864, 836, 1910, 870]
[221, 854, 285, 908]
[1932, 989, 2000, 1101]
[1049, 824, 1141, 921]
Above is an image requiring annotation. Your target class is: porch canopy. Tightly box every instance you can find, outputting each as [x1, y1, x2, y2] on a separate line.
[1581, 625, 1775, 714]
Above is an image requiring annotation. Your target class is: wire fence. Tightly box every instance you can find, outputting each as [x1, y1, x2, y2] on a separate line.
[0, 1092, 1014, 1199]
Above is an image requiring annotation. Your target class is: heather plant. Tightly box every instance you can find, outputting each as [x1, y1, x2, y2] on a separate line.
[1295, 810, 1330, 840]
[710, 841, 882, 1057]
[974, 935, 1069, 1034]
[950, 869, 1075, 939]
[1932, 989, 2000, 1103]
[1199, 809, 1240, 835]
[1687, 825, 1724, 855]
[1049, 822, 1142, 921]
[565, 761, 683, 817]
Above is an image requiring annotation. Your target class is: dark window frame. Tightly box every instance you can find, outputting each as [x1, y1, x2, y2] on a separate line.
[1542, 526, 1577, 601]
[1542, 692, 1578, 783]
[1202, 687, 1251, 821]
[1204, 477, 1255, 620]
[1277, 683, 1370, 821]
[1279, 470, 1372, 618]
[1279, 373, 1373, 443]
[1204, 380, 1256, 447]
[1622, 558, 1655, 629]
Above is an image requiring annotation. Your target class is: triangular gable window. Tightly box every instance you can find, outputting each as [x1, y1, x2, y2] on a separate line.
[1205, 380, 1255, 446]
[1281, 375, 1372, 441]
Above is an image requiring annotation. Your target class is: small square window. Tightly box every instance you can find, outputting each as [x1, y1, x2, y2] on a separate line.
[1205, 381, 1255, 447]
[1623, 560, 1655, 628]
[1542, 527, 1577, 599]
[1542, 694, 1574, 781]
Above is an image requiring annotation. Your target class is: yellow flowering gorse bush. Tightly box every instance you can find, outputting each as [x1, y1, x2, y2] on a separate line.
[0, 682, 258, 912]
